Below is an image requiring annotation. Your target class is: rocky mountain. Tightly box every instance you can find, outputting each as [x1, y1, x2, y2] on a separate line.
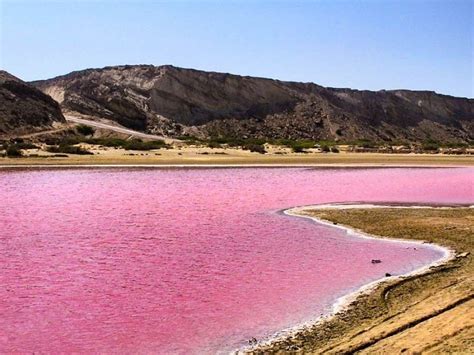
[0, 70, 65, 137]
[32, 65, 473, 143]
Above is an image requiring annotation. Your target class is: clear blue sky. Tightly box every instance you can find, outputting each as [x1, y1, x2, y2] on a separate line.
[0, 0, 472, 97]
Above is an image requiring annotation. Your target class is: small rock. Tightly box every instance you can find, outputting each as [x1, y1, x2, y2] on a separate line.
[371, 259, 382, 264]
[385, 273, 392, 277]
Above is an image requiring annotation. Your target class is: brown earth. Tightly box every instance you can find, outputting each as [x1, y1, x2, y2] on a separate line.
[1, 148, 473, 166]
[0, 71, 65, 136]
[32, 65, 474, 143]
[249, 207, 473, 354]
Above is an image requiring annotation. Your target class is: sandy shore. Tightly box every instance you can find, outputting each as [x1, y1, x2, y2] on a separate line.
[1, 149, 473, 167]
[243, 204, 473, 354]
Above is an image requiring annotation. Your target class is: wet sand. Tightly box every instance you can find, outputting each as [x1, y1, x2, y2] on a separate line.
[247, 205, 473, 354]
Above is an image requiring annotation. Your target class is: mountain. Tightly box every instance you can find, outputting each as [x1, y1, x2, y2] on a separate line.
[32, 65, 473, 143]
[0, 70, 65, 137]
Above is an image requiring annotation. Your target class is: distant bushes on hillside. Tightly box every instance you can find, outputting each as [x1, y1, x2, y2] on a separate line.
[76, 124, 95, 136]
[46, 145, 93, 155]
[42, 136, 169, 151]
[14, 142, 39, 150]
[122, 139, 168, 150]
[243, 143, 266, 154]
[0, 141, 40, 158]
[6, 145, 23, 157]
[422, 139, 440, 152]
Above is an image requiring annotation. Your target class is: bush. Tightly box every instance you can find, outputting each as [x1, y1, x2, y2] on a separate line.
[207, 141, 222, 149]
[81, 137, 169, 150]
[84, 138, 127, 147]
[43, 137, 82, 146]
[76, 124, 95, 136]
[321, 145, 331, 152]
[443, 142, 468, 148]
[354, 139, 376, 148]
[46, 145, 93, 155]
[330, 146, 340, 153]
[272, 139, 320, 153]
[208, 136, 267, 148]
[6, 145, 23, 157]
[243, 144, 266, 154]
[15, 142, 39, 150]
[422, 140, 440, 151]
[175, 135, 202, 145]
[122, 139, 168, 150]
[292, 145, 306, 153]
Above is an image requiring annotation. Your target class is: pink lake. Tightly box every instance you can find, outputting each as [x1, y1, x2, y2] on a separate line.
[0, 167, 472, 353]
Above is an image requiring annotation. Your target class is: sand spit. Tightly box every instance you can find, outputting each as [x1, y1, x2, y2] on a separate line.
[237, 203, 473, 354]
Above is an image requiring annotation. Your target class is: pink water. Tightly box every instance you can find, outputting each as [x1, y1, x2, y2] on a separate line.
[1, 167, 472, 353]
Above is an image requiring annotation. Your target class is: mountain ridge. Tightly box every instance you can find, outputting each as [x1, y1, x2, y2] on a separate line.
[0, 70, 65, 136]
[25, 65, 474, 143]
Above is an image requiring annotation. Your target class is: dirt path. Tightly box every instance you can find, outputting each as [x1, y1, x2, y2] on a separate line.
[16, 125, 73, 139]
[64, 115, 174, 143]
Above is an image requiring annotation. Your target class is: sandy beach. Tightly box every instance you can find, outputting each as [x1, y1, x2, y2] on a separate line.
[0, 146, 473, 167]
[247, 205, 473, 354]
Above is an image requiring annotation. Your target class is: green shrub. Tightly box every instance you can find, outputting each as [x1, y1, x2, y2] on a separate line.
[243, 144, 266, 154]
[443, 142, 468, 148]
[209, 136, 267, 148]
[76, 124, 95, 136]
[292, 145, 306, 153]
[43, 137, 82, 146]
[331, 146, 340, 153]
[207, 141, 222, 149]
[353, 139, 376, 148]
[80, 138, 169, 150]
[6, 145, 23, 157]
[84, 138, 127, 147]
[46, 145, 93, 155]
[14, 142, 39, 150]
[321, 145, 331, 152]
[273, 139, 316, 152]
[422, 140, 440, 151]
[122, 139, 168, 150]
[175, 135, 202, 145]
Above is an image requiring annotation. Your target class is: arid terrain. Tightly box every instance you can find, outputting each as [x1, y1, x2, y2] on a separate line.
[1, 65, 472, 165]
[250, 207, 473, 354]
[31, 65, 473, 144]
[0, 71, 65, 136]
[1, 149, 473, 167]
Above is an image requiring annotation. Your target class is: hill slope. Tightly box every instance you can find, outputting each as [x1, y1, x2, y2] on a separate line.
[0, 71, 65, 137]
[32, 65, 473, 143]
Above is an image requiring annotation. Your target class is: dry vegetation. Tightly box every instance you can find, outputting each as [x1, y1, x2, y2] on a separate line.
[251, 208, 473, 354]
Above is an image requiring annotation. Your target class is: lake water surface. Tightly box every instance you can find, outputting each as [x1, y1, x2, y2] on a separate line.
[1, 167, 472, 353]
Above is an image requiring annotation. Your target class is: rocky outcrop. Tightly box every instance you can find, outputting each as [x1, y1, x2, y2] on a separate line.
[0, 71, 65, 136]
[32, 65, 473, 143]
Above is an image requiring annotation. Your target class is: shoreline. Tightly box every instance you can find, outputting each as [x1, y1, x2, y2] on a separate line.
[0, 163, 472, 169]
[0, 151, 472, 168]
[237, 203, 471, 354]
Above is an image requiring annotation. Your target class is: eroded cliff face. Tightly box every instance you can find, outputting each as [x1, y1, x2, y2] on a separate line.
[0, 71, 65, 136]
[33, 65, 473, 143]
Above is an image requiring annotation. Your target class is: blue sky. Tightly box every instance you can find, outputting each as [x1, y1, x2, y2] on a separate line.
[0, 0, 472, 97]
